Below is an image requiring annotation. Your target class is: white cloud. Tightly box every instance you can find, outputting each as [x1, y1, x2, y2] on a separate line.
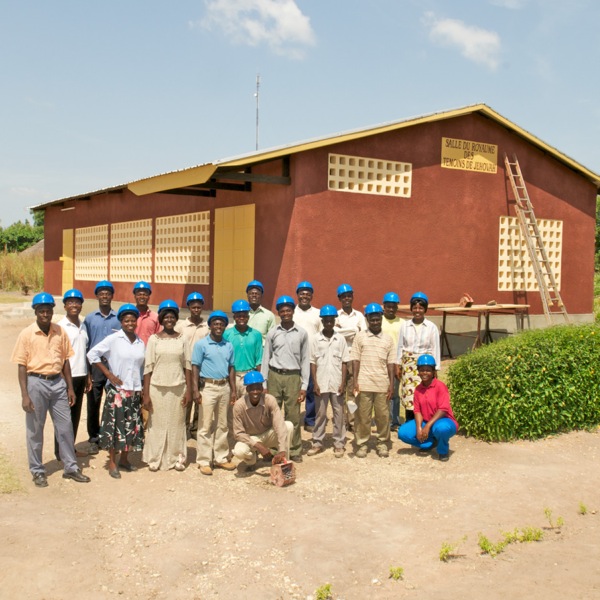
[193, 0, 316, 59]
[423, 12, 501, 71]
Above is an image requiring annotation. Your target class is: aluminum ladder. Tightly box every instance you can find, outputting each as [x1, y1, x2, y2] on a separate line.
[504, 154, 570, 325]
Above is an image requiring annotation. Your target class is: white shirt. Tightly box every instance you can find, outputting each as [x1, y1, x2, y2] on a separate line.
[310, 331, 350, 393]
[87, 330, 145, 391]
[396, 318, 441, 369]
[58, 316, 89, 377]
[335, 308, 367, 349]
[293, 305, 321, 345]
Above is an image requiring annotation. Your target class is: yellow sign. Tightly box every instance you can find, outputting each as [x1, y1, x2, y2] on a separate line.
[441, 137, 497, 173]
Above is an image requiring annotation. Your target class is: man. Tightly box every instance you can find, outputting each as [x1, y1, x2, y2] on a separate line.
[191, 310, 237, 476]
[232, 371, 293, 471]
[175, 291, 209, 439]
[381, 292, 404, 431]
[84, 280, 121, 455]
[293, 281, 321, 433]
[11, 292, 91, 487]
[55, 289, 90, 461]
[261, 295, 310, 463]
[246, 280, 276, 341]
[308, 304, 350, 458]
[335, 283, 367, 430]
[223, 299, 264, 453]
[133, 281, 160, 345]
[351, 303, 396, 458]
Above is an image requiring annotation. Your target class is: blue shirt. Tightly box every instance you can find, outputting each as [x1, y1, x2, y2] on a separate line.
[191, 335, 234, 379]
[84, 309, 121, 350]
[223, 326, 263, 372]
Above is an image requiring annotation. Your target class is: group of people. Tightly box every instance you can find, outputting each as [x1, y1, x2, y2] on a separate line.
[12, 278, 459, 488]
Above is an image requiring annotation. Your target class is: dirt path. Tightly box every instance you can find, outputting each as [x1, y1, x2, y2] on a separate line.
[1, 314, 599, 600]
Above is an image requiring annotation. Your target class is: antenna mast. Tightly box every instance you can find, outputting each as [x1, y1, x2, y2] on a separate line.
[255, 74, 260, 151]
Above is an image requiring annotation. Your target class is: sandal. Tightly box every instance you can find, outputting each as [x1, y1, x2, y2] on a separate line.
[118, 462, 138, 472]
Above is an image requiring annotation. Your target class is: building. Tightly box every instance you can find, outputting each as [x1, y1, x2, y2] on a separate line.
[35, 104, 599, 331]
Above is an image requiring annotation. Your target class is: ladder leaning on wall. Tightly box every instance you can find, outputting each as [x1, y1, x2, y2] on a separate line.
[504, 153, 570, 325]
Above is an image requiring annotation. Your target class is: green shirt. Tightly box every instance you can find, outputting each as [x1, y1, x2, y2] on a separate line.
[223, 326, 264, 372]
[248, 306, 276, 340]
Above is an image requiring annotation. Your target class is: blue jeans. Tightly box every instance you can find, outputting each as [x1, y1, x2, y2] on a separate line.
[398, 418, 457, 456]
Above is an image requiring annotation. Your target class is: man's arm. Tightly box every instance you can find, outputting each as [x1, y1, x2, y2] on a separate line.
[17, 365, 34, 413]
[62, 360, 76, 407]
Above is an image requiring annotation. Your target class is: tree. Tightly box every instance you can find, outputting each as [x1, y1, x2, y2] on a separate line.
[30, 209, 45, 228]
[0, 219, 44, 253]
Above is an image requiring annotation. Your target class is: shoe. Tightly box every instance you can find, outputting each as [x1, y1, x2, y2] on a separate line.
[32, 473, 48, 488]
[390, 424, 399, 432]
[214, 461, 236, 471]
[355, 446, 368, 458]
[438, 453, 449, 462]
[88, 442, 99, 455]
[303, 424, 314, 433]
[377, 447, 389, 458]
[118, 462, 138, 472]
[109, 468, 121, 479]
[62, 469, 91, 483]
[75, 450, 88, 457]
[148, 465, 159, 472]
[199, 465, 213, 476]
[174, 462, 186, 472]
[290, 455, 303, 463]
[334, 448, 345, 458]
[306, 446, 323, 457]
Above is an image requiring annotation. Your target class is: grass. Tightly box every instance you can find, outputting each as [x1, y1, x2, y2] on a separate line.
[0, 252, 43, 293]
[389, 566, 404, 580]
[0, 448, 22, 494]
[314, 583, 333, 600]
[578, 502, 588, 516]
[595, 272, 600, 323]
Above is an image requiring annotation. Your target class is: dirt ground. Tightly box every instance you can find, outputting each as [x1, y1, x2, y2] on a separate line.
[1, 311, 600, 600]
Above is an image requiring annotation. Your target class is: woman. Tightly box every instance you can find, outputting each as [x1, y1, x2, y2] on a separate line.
[395, 292, 441, 420]
[87, 304, 145, 479]
[142, 300, 191, 471]
[397, 354, 458, 461]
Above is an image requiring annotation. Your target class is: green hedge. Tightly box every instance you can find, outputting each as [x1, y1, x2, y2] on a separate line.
[447, 324, 600, 441]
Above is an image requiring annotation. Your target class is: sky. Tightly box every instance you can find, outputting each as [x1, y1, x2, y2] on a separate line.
[1, 0, 599, 226]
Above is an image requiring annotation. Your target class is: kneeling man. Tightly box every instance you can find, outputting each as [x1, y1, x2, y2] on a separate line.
[232, 371, 293, 469]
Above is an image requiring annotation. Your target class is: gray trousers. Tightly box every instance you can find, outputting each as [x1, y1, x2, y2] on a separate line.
[26, 376, 78, 475]
[312, 392, 346, 449]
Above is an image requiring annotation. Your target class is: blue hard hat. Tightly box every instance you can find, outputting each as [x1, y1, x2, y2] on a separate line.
[63, 289, 84, 303]
[365, 302, 384, 316]
[337, 283, 353, 296]
[133, 281, 152, 293]
[296, 280, 314, 293]
[186, 292, 205, 306]
[158, 299, 179, 315]
[246, 280, 264, 293]
[383, 292, 400, 304]
[319, 304, 338, 318]
[94, 280, 114, 294]
[275, 295, 295, 310]
[117, 303, 140, 321]
[231, 299, 251, 313]
[207, 310, 229, 326]
[32, 292, 55, 309]
[410, 292, 429, 306]
[243, 371, 265, 386]
[417, 354, 437, 368]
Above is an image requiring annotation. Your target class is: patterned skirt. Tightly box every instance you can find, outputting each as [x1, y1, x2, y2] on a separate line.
[99, 385, 144, 451]
[400, 352, 419, 410]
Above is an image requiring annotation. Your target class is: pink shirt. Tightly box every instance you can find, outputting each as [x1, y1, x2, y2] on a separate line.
[413, 379, 458, 430]
[136, 309, 161, 345]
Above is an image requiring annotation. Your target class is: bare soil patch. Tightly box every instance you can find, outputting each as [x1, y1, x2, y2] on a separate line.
[0, 315, 599, 600]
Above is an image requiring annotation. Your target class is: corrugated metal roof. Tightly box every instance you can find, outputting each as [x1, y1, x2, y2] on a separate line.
[32, 103, 600, 209]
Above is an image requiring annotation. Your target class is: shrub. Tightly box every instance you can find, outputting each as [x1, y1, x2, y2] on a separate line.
[447, 324, 600, 441]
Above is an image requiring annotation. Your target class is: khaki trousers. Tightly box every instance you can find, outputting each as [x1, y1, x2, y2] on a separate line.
[267, 371, 302, 457]
[233, 421, 294, 465]
[355, 391, 390, 449]
[196, 382, 230, 467]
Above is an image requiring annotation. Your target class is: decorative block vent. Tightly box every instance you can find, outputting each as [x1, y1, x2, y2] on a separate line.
[74, 225, 109, 281]
[110, 219, 153, 282]
[328, 153, 412, 197]
[155, 211, 211, 285]
[498, 216, 562, 291]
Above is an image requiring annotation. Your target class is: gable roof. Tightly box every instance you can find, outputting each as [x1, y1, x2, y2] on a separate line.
[32, 103, 600, 210]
